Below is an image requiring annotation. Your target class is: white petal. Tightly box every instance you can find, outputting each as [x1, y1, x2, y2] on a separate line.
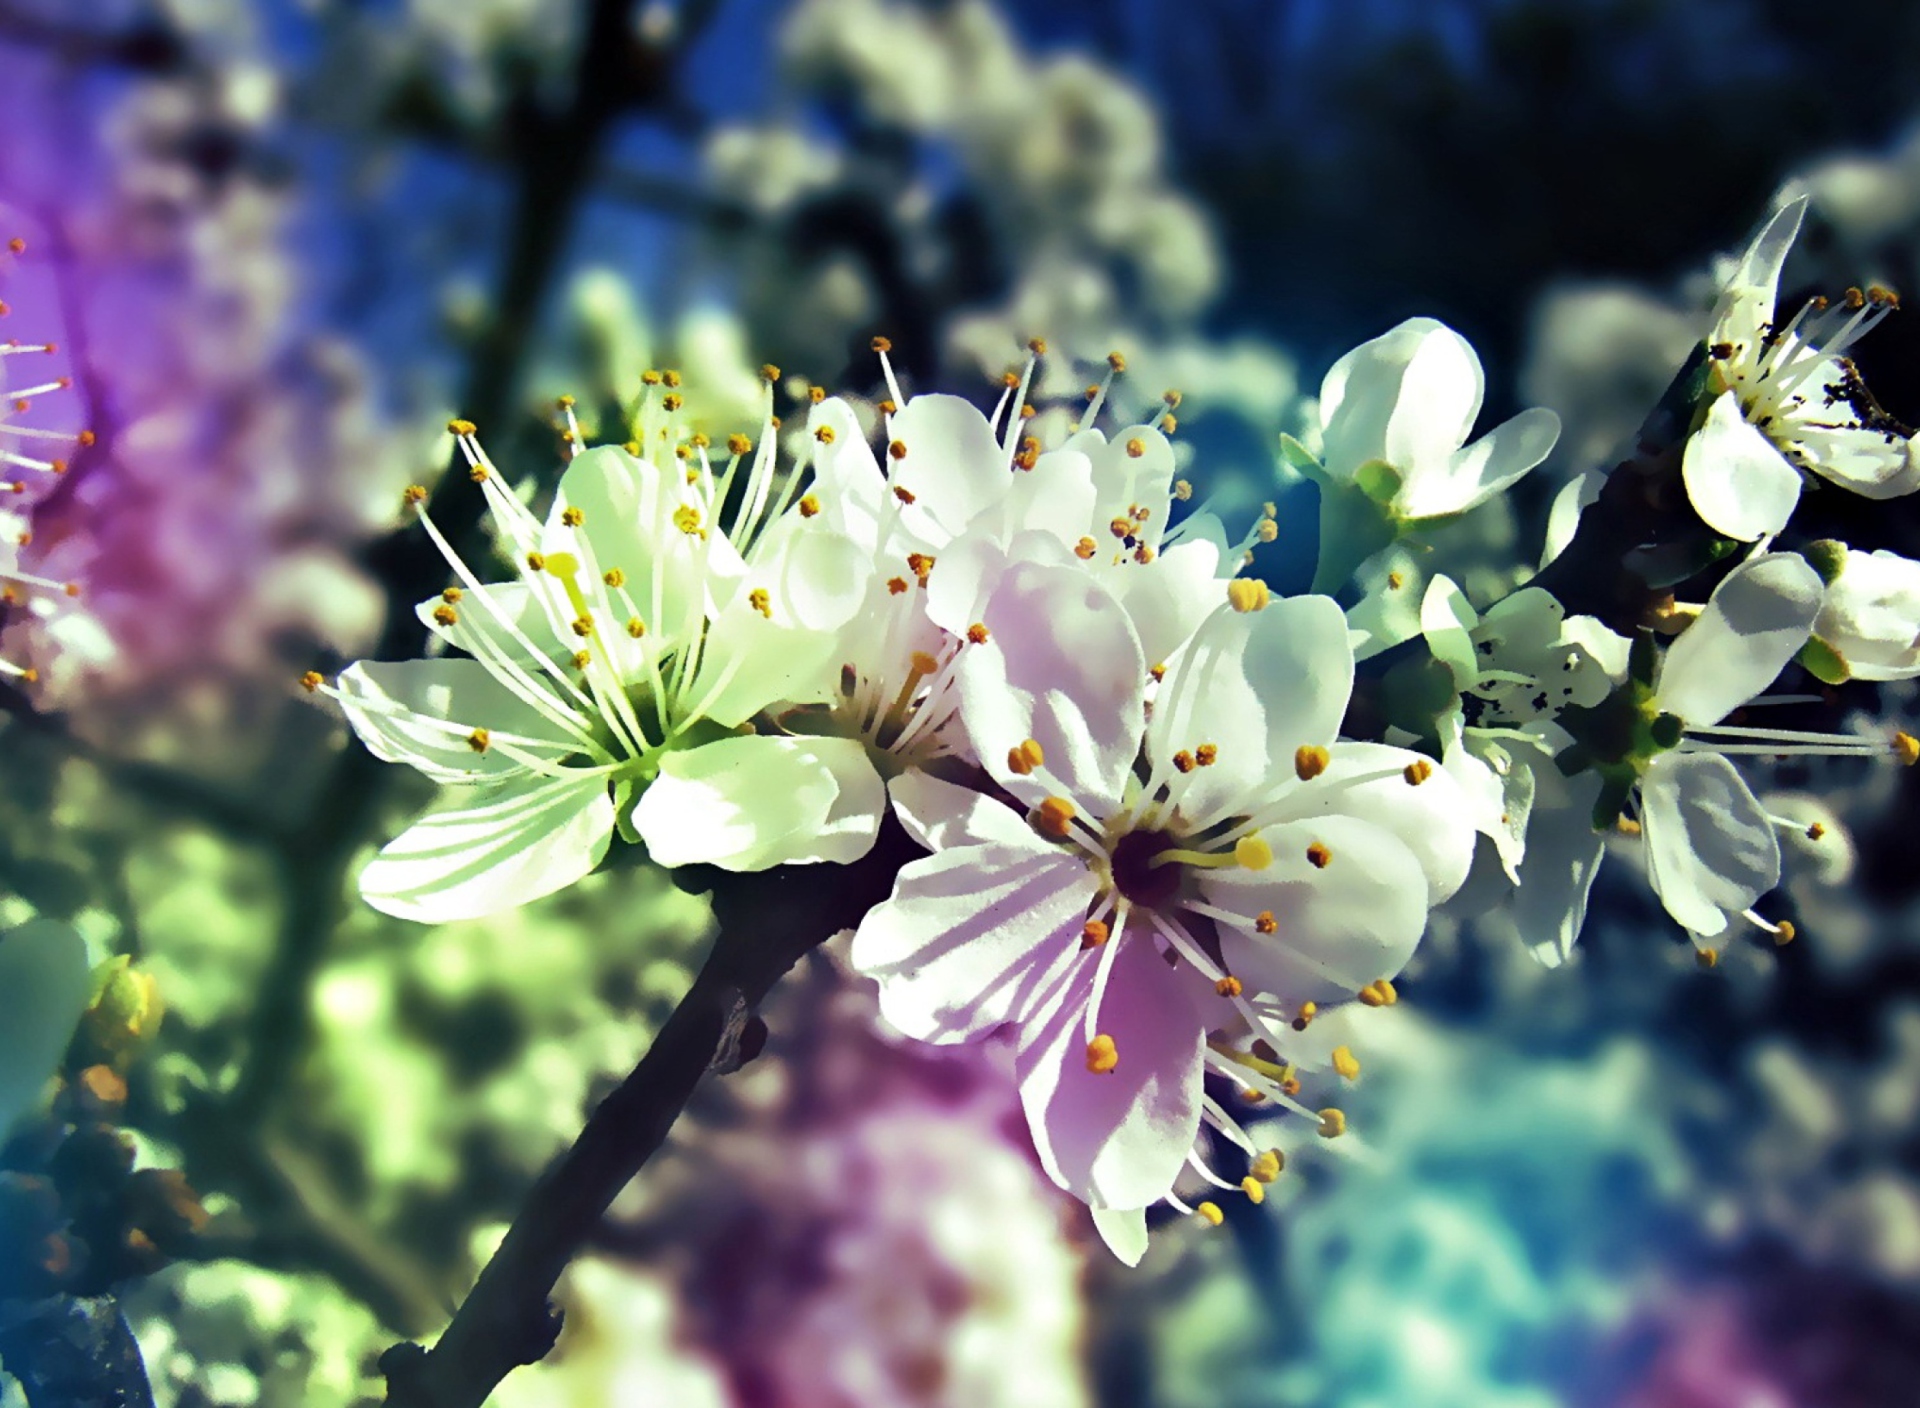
[1150, 594, 1354, 826]
[1016, 928, 1206, 1210]
[1203, 814, 1431, 1007]
[633, 734, 881, 871]
[1795, 421, 1920, 500]
[1497, 771, 1607, 967]
[1089, 1206, 1150, 1266]
[807, 398, 887, 553]
[1640, 751, 1780, 938]
[960, 561, 1147, 812]
[337, 659, 579, 783]
[849, 843, 1096, 1044]
[1716, 198, 1803, 346]
[1095, 427, 1178, 549]
[1398, 405, 1560, 519]
[360, 774, 615, 922]
[1381, 320, 1487, 479]
[1419, 574, 1480, 690]
[1818, 547, 1920, 680]
[1111, 537, 1224, 667]
[1681, 392, 1803, 540]
[889, 772, 1037, 852]
[991, 446, 1098, 547]
[1541, 468, 1603, 567]
[889, 394, 1010, 540]
[0, 919, 92, 1135]
[1319, 318, 1475, 479]
[1657, 551, 1823, 726]
[1264, 742, 1477, 904]
[923, 528, 1071, 638]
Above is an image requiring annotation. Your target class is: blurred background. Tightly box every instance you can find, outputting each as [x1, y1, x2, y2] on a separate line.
[4, 0, 1920, 1403]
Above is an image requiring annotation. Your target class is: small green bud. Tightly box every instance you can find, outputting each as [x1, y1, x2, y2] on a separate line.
[1797, 635, 1850, 686]
[1649, 712, 1685, 750]
[1352, 459, 1404, 508]
[1801, 539, 1848, 586]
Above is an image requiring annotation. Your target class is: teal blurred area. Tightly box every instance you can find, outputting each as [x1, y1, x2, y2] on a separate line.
[2, 2, 1920, 1404]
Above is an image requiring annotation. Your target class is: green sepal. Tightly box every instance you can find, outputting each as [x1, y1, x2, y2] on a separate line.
[1278, 433, 1323, 480]
[1310, 481, 1400, 596]
[1589, 767, 1638, 832]
[613, 777, 643, 845]
[1628, 630, 1659, 688]
[1797, 635, 1850, 686]
[1800, 539, 1848, 587]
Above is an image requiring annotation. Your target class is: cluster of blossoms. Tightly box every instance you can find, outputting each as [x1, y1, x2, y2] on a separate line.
[314, 197, 1920, 1259]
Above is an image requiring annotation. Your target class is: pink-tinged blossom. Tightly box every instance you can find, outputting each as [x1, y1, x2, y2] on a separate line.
[850, 561, 1477, 1258]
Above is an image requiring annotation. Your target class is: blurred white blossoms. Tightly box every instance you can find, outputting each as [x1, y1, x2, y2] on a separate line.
[850, 562, 1476, 1259]
[1302, 317, 1561, 590]
[316, 387, 875, 922]
[1683, 197, 1920, 541]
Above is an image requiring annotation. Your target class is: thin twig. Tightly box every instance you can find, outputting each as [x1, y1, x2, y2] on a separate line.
[379, 828, 914, 1408]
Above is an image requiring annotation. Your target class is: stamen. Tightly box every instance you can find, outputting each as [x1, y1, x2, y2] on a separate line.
[1295, 745, 1329, 780]
[1227, 579, 1270, 612]
[1085, 1034, 1119, 1074]
[1035, 796, 1077, 839]
[1317, 1109, 1347, 1139]
[1331, 1046, 1360, 1081]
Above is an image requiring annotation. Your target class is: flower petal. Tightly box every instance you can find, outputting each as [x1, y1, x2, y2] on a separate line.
[1089, 1206, 1150, 1266]
[1657, 551, 1823, 726]
[1381, 320, 1487, 481]
[0, 919, 92, 1135]
[888, 394, 1010, 540]
[1399, 405, 1560, 519]
[1015, 928, 1205, 1209]
[1320, 318, 1475, 480]
[337, 659, 581, 783]
[807, 397, 887, 553]
[889, 772, 1038, 852]
[849, 842, 1095, 1044]
[1640, 751, 1779, 939]
[1794, 419, 1920, 501]
[360, 773, 615, 922]
[1202, 814, 1430, 1008]
[1110, 537, 1223, 667]
[961, 561, 1147, 811]
[1716, 198, 1802, 347]
[1682, 391, 1803, 540]
[1495, 770, 1608, 967]
[633, 734, 881, 870]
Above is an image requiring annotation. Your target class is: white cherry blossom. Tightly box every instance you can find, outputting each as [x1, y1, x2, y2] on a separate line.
[1809, 544, 1920, 681]
[1682, 197, 1920, 540]
[850, 561, 1476, 1258]
[315, 387, 873, 922]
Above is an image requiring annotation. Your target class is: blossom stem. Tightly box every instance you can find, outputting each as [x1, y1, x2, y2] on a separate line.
[377, 826, 916, 1408]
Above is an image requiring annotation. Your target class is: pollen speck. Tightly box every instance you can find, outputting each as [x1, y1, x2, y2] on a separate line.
[1085, 1034, 1119, 1074]
[1195, 743, 1218, 767]
[1215, 975, 1243, 998]
[1080, 918, 1109, 950]
[433, 604, 458, 627]
[1075, 537, 1097, 560]
[560, 506, 584, 527]
[967, 622, 991, 644]
[749, 589, 772, 619]
[1255, 911, 1277, 935]
[1404, 758, 1433, 785]
[299, 670, 323, 693]
[799, 494, 820, 517]
[888, 577, 908, 595]
[1306, 842, 1331, 869]
[1295, 745, 1329, 780]
[467, 728, 491, 754]
[814, 424, 836, 444]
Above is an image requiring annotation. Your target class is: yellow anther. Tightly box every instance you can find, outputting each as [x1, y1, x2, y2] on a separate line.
[799, 494, 820, 518]
[1387, 571, 1405, 589]
[1163, 389, 1183, 409]
[403, 484, 428, 506]
[1256, 518, 1279, 543]
[967, 622, 991, 644]
[894, 485, 917, 505]
[1019, 404, 1036, 419]
[1080, 918, 1110, 950]
[1240, 1176, 1266, 1205]
[887, 439, 908, 461]
[1075, 537, 1097, 560]
[1086, 1034, 1119, 1074]
[603, 568, 625, 588]
[1262, 501, 1277, 517]
[907, 553, 935, 584]
[1255, 911, 1277, 935]
[807, 386, 826, 405]
[749, 589, 772, 619]
[1291, 1001, 1316, 1032]
[1774, 920, 1797, 947]
[673, 505, 703, 535]
[570, 615, 594, 638]
[878, 400, 897, 415]
[662, 369, 683, 388]
[691, 433, 711, 450]
[814, 424, 836, 444]
[643, 369, 663, 385]
[1295, 745, 1329, 781]
[1134, 544, 1156, 564]
[727, 433, 752, 456]
[871, 335, 893, 352]
[1250, 1149, 1284, 1183]
[662, 394, 684, 412]
[571, 650, 591, 670]
[1161, 413, 1179, 434]
[759, 363, 781, 383]
[1149, 663, 1166, 682]
[1332, 1046, 1361, 1081]
[438, 587, 462, 604]
[447, 418, 477, 436]
[1281, 1075, 1302, 1096]
[1305, 842, 1331, 869]
[909, 650, 939, 675]
[1107, 350, 1127, 371]
[1173, 479, 1192, 501]
[560, 506, 584, 527]
[1227, 579, 1270, 612]
[1195, 744, 1218, 767]
[1404, 758, 1433, 786]
[1173, 751, 1196, 774]
[1616, 816, 1643, 836]
[623, 441, 641, 456]
[299, 670, 323, 693]
[1007, 738, 1045, 775]
[433, 604, 458, 627]
[1125, 438, 1146, 458]
[888, 577, 909, 595]
[1696, 947, 1719, 970]
[1317, 1108, 1347, 1139]
[1110, 516, 1134, 539]
[1196, 1201, 1224, 1226]
[1215, 975, 1243, 998]
[1357, 977, 1399, 1007]
[1036, 796, 1076, 839]
[555, 394, 575, 409]
[1806, 822, 1826, 841]
[1897, 731, 1919, 766]
[467, 728, 490, 754]
[627, 617, 647, 638]
[1236, 836, 1274, 870]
